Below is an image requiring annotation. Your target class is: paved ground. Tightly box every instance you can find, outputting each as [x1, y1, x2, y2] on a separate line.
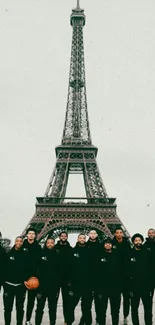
[0, 292, 154, 324]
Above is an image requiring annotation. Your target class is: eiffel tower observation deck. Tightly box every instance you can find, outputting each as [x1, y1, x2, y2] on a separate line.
[23, 1, 129, 241]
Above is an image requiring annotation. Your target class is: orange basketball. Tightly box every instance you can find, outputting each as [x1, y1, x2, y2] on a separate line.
[27, 277, 39, 290]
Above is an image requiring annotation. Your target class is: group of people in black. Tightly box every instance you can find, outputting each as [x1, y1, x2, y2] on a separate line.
[0, 226, 155, 325]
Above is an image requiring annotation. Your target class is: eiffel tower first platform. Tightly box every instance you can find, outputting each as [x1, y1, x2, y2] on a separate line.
[23, 1, 129, 241]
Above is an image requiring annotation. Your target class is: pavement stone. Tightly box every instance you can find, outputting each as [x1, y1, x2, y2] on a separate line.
[0, 291, 154, 325]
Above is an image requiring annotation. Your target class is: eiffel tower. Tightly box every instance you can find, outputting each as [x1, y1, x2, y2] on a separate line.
[23, 1, 129, 241]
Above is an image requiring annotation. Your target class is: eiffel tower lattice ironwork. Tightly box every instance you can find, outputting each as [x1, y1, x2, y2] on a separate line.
[23, 1, 129, 240]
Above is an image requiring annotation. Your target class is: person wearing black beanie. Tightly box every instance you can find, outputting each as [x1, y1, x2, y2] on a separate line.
[131, 233, 144, 243]
[129, 233, 153, 325]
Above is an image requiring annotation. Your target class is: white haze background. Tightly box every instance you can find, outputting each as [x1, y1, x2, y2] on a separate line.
[0, 0, 155, 245]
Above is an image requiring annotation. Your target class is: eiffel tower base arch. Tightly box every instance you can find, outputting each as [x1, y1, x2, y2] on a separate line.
[24, 198, 129, 242]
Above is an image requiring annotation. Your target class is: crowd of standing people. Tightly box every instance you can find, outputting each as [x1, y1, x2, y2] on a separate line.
[0, 226, 155, 325]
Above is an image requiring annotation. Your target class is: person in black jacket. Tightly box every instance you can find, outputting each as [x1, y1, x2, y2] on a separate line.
[55, 231, 73, 325]
[97, 237, 122, 325]
[144, 228, 155, 253]
[35, 237, 61, 325]
[3, 236, 29, 325]
[0, 233, 6, 291]
[67, 234, 90, 325]
[144, 228, 155, 297]
[23, 227, 41, 325]
[78, 229, 101, 325]
[129, 233, 152, 325]
[112, 227, 131, 325]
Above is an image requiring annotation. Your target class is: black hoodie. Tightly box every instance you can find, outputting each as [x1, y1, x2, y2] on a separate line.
[23, 239, 41, 277]
[144, 237, 155, 253]
[128, 246, 152, 292]
[97, 248, 122, 293]
[144, 238, 155, 286]
[0, 244, 6, 285]
[55, 240, 73, 283]
[70, 243, 89, 292]
[112, 237, 132, 285]
[86, 239, 101, 289]
[112, 237, 131, 260]
[39, 247, 61, 292]
[4, 246, 29, 284]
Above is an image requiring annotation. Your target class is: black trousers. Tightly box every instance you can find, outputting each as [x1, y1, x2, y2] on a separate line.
[98, 291, 121, 325]
[26, 288, 37, 321]
[151, 286, 154, 302]
[3, 283, 26, 325]
[122, 282, 130, 318]
[35, 290, 59, 325]
[131, 290, 152, 325]
[58, 282, 70, 323]
[79, 290, 104, 325]
[67, 289, 91, 325]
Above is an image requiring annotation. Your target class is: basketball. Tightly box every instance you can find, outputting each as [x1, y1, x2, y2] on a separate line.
[27, 277, 39, 290]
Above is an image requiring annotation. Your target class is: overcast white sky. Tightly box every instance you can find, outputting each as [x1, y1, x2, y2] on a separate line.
[0, 0, 155, 245]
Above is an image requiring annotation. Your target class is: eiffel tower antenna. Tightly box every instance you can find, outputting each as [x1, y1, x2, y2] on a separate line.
[23, 4, 129, 241]
[76, 0, 80, 9]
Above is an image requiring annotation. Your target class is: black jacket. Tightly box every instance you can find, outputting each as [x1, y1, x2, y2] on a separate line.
[112, 237, 131, 266]
[86, 239, 101, 289]
[144, 238, 155, 253]
[144, 238, 155, 286]
[97, 249, 122, 293]
[39, 247, 61, 293]
[0, 244, 6, 285]
[55, 241, 73, 283]
[70, 243, 90, 292]
[86, 239, 101, 262]
[112, 237, 132, 260]
[128, 246, 152, 292]
[23, 239, 41, 277]
[4, 246, 29, 284]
